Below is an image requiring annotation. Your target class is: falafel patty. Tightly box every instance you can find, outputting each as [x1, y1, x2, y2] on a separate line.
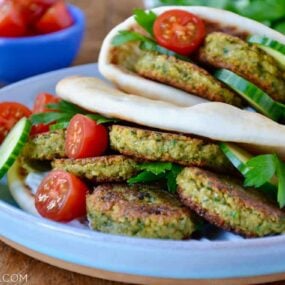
[87, 184, 196, 239]
[199, 32, 285, 102]
[110, 125, 233, 173]
[22, 129, 66, 160]
[134, 51, 242, 106]
[177, 167, 285, 237]
[52, 155, 139, 183]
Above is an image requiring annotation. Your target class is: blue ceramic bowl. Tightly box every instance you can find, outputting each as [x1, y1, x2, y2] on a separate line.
[0, 5, 85, 84]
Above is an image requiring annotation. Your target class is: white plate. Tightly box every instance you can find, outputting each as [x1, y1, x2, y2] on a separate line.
[1, 64, 285, 285]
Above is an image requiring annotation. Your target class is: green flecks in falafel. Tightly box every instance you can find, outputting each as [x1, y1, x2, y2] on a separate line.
[21, 129, 66, 160]
[52, 155, 139, 183]
[134, 51, 242, 106]
[199, 32, 285, 102]
[87, 183, 196, 239]
[109, 125, 233, 174]
[177, 167, 285, 237]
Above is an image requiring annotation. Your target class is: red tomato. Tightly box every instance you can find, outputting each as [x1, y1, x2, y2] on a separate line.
[35, 170, 88, 222]
[31, 92, 60, 135]
[0, 0, 27, 37]
[153, 10, 206, 56]
[0, 102, 31, 143]
[35, 1, 73, 34]
[18, 0, 58, 25]
[65, 114, 108, 159]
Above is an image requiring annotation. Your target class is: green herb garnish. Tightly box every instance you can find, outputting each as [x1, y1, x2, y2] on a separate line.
[134, 9, 157, 36]
[128, 162, 183, 193]
[30, 100, 119, 129]
[243, 154, 285, 207]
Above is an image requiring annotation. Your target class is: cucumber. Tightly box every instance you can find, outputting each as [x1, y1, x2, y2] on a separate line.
[247, 35, 285, 67]
[215, 69, 284, 121]
[0, 118, 31, 179]
[219, 142, 252, 175]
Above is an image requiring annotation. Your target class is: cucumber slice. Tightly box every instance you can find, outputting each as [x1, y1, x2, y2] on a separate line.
[215, 69, 284, 121]
[248, 35, 285, 67]
[0, 118, 31, 179]
[220, 142, 252, 175]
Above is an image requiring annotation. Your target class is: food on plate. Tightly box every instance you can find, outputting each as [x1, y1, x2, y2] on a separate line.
[0, 102, 31, 144]
[198, 32, 285, 103]
[133, 52, 242, 106]
[35, 170, 88, 222]
[177, 167, 285, 238]
[3, 6, 285, 240]
[52, 155, 139, 183]
[109, 125, 233, 173]
[0, 0, 73, 37]
[22, 129, 66, 160]
[87, 184, 196, 239]
[99, 6, 285, 122]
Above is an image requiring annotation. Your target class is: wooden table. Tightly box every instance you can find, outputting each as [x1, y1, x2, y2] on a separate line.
[0, 1, 284, 284]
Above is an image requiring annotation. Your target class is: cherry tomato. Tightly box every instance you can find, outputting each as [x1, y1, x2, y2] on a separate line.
[18, 0, 58, 25]
[153, 10, 206, 56]
[35, 1, 73, 34]
[0, 0, 27, 37]
[35, 170, 88, 222]
[0, 102, 31, 143]
[31, 92, 60, 135]
[65, 114, 108, 159]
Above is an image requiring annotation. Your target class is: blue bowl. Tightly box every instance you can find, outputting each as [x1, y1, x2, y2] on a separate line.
[0, 5, 85, 84]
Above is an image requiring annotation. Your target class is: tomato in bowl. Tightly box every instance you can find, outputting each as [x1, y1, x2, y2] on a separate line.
[0, 4, 85, 84]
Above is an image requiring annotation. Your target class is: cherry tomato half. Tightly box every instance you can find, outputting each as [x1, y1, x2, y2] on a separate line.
[35, 170, 88, 222]
[153, 10, 206, 56]
[0, 102, 31, 143]
[31, 92, 60, 135]
[65, 114, 109, 159]
[35, 1, 73, 34]
[0, 0, 27, 37]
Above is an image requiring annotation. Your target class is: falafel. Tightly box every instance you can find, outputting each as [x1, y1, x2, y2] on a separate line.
[110, 125, 233, 173]
[21, 129, 66, 160]
[87, 183, 196, 239]
[199, 32, 285, 102]
[177, 167, 285, 237]
[52, 155, 139, 183]
[134, 51, 242, 106]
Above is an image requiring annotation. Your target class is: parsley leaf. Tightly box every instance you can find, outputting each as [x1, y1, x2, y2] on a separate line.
[47, 100, 86, 114]
[138, 161, 172, 175]
[30, 112, 73, 125]
[242, 153, 285, 208]
[112, 31, 147, 46]
[133, 9, 157, 36]
[86, 114, 119, 125]
[128, 162, 183, 193]
[244, 154, 277, 187]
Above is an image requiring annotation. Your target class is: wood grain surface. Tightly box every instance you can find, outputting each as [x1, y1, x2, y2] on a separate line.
[0, 1, 285, 284]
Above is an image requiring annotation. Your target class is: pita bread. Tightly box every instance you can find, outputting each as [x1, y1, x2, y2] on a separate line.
[98, 6, 285, 107]
[56, 76, 285, 159]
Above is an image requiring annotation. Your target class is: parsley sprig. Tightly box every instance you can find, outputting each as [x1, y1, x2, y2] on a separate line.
[128, 162, 183, 193]
[30, 100, 118, 130]
[243, 154, 285, 208]
[112, 9, 190, 61]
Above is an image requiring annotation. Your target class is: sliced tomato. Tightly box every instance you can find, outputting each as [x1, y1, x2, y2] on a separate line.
[153, 10, 206, 56]
[31, 92, 60, 135]
[0, 0, 27, 37]
[35, 1, 73, 34]
[35, 170, 88, 222]
[0, 102, 31, 143]
[65, 114, 108, 159]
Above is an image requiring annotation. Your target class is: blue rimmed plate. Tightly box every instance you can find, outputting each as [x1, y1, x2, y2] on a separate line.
[1, 64, 285, 285]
